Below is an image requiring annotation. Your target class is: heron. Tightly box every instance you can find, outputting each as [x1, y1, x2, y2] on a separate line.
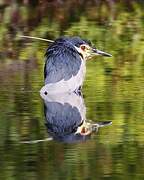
[41, 36, 112, 94]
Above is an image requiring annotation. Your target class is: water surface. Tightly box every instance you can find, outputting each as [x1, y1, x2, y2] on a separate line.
[0, 1, 144, 179]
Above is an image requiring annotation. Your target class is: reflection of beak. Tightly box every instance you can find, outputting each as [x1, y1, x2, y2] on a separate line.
[92, 48, 112, 57]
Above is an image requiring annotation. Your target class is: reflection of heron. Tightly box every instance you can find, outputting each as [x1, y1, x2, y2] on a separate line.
[40, 90, 112, 143]
[40, 36, 112, 94]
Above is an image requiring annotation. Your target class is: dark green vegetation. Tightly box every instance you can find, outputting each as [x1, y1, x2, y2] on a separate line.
[0, 0, 144, 179]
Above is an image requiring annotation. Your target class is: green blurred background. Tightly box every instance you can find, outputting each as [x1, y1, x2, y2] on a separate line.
[0, 0, 144, 179]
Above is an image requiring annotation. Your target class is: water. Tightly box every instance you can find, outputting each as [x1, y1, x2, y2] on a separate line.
[0, 1, 144, 179]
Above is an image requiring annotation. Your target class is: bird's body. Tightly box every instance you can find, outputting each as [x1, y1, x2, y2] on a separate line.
[43, 59, 85, 93]
[41, 36, 112, 94]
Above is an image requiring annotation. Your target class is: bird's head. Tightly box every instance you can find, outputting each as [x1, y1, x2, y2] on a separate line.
[69, 37, 112, 60]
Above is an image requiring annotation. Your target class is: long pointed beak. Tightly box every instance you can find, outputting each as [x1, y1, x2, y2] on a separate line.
[92, 48, 112, 57]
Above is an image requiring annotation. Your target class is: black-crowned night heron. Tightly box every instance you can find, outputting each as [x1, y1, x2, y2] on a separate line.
[41, 36, 112, 94]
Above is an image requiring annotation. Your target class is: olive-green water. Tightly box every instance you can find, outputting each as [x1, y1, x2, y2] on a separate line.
[0, 1, 144, 179]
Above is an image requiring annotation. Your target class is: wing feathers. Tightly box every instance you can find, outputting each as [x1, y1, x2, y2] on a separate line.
[44, 48, 81, 84]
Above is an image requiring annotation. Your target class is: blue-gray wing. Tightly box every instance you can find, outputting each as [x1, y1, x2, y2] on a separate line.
[44, 50, 82, 84]
[44, 101, 82, 136]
